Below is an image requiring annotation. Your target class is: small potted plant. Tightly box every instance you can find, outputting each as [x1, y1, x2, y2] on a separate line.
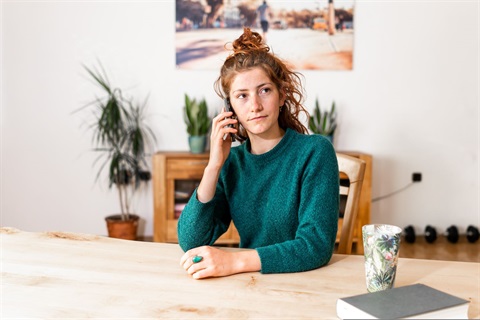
[183, 93, 212, 153]
[77, 63, 157, 240]
[309, 97, 337, 144]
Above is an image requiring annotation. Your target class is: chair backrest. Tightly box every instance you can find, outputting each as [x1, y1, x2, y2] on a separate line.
[336, 153, 366, 254]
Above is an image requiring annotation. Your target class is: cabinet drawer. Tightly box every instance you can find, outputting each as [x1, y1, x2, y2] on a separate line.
[166, 159, 208, 179]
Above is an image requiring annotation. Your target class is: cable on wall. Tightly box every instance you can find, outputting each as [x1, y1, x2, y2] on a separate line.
[372, 182, 414, 202]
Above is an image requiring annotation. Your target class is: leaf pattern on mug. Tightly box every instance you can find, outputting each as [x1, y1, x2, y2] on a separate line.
[363, 225, 401, 292]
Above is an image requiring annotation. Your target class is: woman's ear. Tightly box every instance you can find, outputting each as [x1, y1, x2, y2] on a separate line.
[279, 88, 287, 106]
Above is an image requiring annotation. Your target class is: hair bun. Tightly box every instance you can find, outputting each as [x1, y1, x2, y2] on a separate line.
[231, 28, 270, 54]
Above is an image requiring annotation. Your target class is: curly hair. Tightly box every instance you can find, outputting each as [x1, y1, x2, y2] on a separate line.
[214, 28, 309, 142]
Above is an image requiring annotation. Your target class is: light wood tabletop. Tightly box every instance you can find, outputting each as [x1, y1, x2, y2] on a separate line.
[2, 227, 479, 319]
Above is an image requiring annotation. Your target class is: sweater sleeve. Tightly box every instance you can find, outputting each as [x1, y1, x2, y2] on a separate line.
[256, 138, 339, 273]
[177, 187, 231, 252]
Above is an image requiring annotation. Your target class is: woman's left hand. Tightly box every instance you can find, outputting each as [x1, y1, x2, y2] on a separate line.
[180, 246, 261, 279]
[180, 246, 236, 279]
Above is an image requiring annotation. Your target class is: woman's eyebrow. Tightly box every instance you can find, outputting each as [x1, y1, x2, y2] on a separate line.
[232, 82, 272, 95]
[257, 82, 272, 89]
[232, 88, 247, 94]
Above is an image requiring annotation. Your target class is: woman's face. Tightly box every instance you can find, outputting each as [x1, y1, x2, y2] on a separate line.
[229, 67, 285, 139]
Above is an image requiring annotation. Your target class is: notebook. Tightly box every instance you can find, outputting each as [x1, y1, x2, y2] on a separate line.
[336, 283, 470, 319]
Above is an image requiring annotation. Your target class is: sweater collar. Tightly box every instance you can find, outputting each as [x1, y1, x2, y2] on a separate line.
[243, 128, 295, 162]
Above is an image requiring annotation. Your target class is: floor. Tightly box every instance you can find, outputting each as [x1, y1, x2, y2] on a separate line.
[397, 235, 479, 263]
[352, 235, 479, 263]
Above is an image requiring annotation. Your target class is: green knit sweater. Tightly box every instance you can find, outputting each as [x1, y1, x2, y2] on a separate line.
[178, 128, 339, 274]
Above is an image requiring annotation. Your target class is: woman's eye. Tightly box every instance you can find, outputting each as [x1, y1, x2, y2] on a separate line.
[237, 93, 246, 99]
[260, 87, 271, 94]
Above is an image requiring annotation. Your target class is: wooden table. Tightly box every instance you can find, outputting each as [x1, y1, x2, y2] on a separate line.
[2, 227, 479, 319]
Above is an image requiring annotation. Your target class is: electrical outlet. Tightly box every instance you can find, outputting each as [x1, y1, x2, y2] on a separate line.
[412, 172, 422, 182]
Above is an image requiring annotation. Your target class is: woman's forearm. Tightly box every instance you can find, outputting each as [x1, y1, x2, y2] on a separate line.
[196, 165, 222, 203]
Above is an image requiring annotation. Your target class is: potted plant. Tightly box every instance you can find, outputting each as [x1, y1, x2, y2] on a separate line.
[78, 63, 157, 240]
[309, 97, 337, 144]
[183, 93, 212, 153]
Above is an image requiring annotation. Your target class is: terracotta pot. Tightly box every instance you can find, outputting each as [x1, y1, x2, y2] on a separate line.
[105, 214, 139, 240]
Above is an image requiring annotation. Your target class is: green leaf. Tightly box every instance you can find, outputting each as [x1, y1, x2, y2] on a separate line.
[183, 94, 211, 136]
[309, 97, 337, 135]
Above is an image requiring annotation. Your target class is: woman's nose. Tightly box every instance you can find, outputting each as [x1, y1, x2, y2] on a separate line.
[250, 95, 262, 112]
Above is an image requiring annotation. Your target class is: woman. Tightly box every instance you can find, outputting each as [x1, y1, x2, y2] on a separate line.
[178, 28, 339, 279]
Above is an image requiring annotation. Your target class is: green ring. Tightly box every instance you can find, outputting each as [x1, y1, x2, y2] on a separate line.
[192, 255, 203, 263]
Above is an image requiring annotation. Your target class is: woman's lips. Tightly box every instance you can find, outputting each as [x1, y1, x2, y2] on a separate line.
[249, 115, 267, 122]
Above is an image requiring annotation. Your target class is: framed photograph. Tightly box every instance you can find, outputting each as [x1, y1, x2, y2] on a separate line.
[176, 0, 355, 71]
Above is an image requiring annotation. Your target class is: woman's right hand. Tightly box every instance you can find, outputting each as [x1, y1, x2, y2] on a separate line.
[195, 109, 237, 203]
[208, 109, 238, 170]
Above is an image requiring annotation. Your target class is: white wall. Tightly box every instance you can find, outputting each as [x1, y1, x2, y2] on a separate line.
[2, 1, 478, 237]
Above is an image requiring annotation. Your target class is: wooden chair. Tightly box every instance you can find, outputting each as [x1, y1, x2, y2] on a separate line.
[336, 153, 366, 254]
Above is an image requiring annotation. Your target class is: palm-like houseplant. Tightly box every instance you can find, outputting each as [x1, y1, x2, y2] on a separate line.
[183, 93, 212, 153]
[79, 63, 157, 239]
[309, 97, 337, 144]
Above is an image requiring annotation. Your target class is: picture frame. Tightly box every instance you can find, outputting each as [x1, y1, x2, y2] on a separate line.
[176, 0, 355, 71]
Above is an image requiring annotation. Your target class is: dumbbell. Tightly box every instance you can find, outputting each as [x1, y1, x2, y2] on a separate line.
[466, 225, 479, 243]
[404, 225, 440, 243]
[445, 225, 459, 243]
[424, 225, 437, 243]
[427, 225, 459, 243]
[403, 225, 416, 243]
[406, 224, 478, 243]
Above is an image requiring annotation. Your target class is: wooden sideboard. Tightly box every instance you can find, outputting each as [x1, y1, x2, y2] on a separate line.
[153, 151, 372, 253]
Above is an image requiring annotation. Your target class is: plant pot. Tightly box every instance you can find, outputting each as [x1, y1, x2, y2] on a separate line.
[188, 135, 207, 154]
[105, 214, 139, 240]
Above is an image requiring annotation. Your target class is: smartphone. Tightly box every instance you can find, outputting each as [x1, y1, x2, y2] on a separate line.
[223, 98, 236, 142]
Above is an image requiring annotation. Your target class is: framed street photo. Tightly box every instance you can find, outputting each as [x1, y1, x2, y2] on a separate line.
[176, 0, 355, 70]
